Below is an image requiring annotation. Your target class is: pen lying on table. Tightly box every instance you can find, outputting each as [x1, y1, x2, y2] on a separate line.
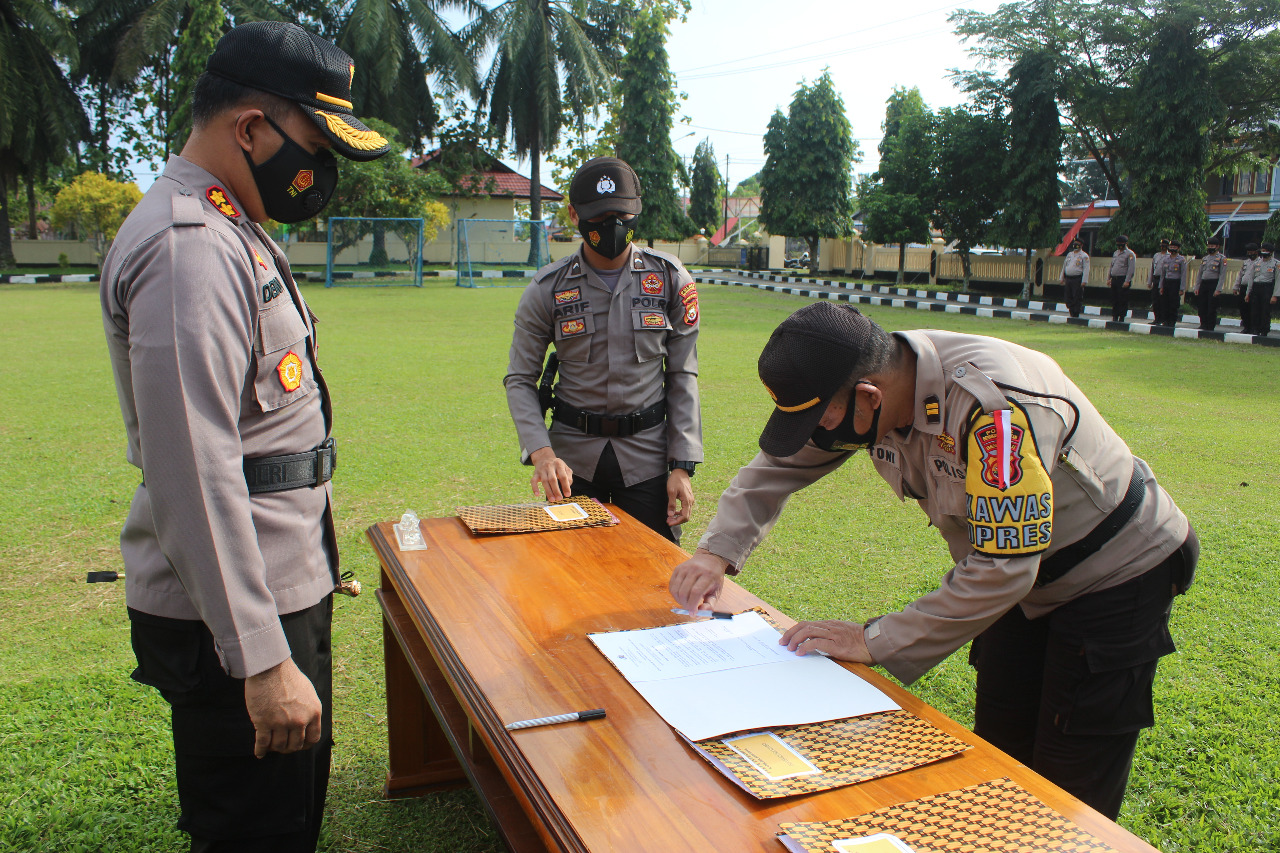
[671, 607, 734, 619]
[505, 709, 606, 731]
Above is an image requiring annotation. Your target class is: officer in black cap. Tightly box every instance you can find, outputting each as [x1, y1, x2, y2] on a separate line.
[1250, 241, 1279, 336]
[1158, 240, 1188, 327]
[1149, 238, 1171, 324]
[100, 21, 387, 852]
[504, 157, 703, 542]
[1107, 235, 1136, 322]
[1234, 242, 1260, 333]
[1194, 235, 1226, 331]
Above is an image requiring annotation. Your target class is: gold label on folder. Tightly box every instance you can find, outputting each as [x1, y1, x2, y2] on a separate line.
[723, 732, 819, 780]
[543, 502, 589, 522]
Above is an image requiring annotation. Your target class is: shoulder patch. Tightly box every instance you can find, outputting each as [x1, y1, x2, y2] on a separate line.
[678, 281, 699, 326]
[965, 403, 1053, 557]
[206, 186, 240, 220]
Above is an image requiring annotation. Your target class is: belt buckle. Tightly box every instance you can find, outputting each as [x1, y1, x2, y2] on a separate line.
[598, 416, 620, 437]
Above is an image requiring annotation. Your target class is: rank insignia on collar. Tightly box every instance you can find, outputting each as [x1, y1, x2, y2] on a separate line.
[924, 394, 941, 424]
[642, 273, 663, 294]
[207, 186, 240, 220]
[633, 255, 646, 270]
[277, 351, 303, 392]
[252, 248, 270, 271]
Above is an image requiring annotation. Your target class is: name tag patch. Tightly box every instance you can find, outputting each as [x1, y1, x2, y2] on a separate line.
[965, 403, 1053, 556]
[641, 312, 666, 327]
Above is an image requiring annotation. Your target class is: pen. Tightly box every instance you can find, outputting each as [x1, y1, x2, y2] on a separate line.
[504, 708, 606, 731]
[671, 607, 734, 619]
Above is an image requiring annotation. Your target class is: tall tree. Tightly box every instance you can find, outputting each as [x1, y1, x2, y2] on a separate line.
[859, 86, 932, 285]
[926, 106, 1007, 291]
[688, 138, 721, 237]
[758, 71, 860, 273]
[0, 0, 89, 269]
[470, 0, 621, 234]
[1112, 15, 1217, 256]
[168, 0, 225, 151]
[991, 49, 1061, 297]
[615, 5, 691, 243]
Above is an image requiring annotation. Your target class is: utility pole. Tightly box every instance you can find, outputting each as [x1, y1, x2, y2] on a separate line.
[722, 154, 730, 245]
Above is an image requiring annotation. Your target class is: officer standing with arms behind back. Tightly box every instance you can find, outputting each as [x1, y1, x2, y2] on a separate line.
[1107, 235, 1136, 322]
[669, 302, 1197, 820]
[505, 157, 703, 542]
[1158, 240, 1189, 327]
[1234, 242, 1259, 333]
[1060, 238, 1090, 318]
[1193, 235, 1226, 331]
[100, 22, 389, 852]
[1249, 241, 1279, 337]
[1148, 237, 1170, 324]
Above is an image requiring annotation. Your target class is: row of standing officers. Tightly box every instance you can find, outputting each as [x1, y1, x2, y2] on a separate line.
[1061, 236, 1277, 335]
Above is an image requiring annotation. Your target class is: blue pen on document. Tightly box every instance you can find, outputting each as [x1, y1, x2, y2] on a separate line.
[504, 708, 606, 731]
[671, 607, 734, 619]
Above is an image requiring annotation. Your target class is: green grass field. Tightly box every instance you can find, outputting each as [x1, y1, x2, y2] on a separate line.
[1, 279, 1277, 852]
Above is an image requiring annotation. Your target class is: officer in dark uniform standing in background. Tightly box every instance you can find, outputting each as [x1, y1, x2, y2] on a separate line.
[100, 23, 389, 852]
[1059, 238, 1090, 318]
[1234, 242, 1259, 333]
[1194, 235, 1226, 331]
[1149, 238, 1170, 325]
[1250, 241, 1279, 337]
[505, 157, 703, 542]
[1107, 235, 1136, 322]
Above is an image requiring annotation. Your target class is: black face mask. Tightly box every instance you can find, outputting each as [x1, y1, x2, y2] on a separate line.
[243, 116, 338, 224]
[580, 214, 636, 260]
[811, 387, 882, 453]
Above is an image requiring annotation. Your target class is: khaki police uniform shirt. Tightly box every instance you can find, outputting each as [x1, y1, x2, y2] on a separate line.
[1107, 248, 1136, 283]
[1254, 255, 1280, 286]
[697, 330, 1188, 685]
[1198, 251, 1226, 294]
[101, 155, 336, 679]
[505, 243, 703, 486]
[1236, 257, 1257, 295]
[1150, 251, 1169, 286]
[1162, 253, 1188, 292]
[1061, 249, 1090, 281]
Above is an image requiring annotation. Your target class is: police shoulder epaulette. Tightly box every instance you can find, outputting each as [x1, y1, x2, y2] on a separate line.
[949, 362, 1007, 415]
[170, 192, 205, 227]
[638, 245, 680, 270]
[532, 254, 575, 285]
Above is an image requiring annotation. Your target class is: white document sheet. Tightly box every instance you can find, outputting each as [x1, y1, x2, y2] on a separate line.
[588, 611, 899, 741]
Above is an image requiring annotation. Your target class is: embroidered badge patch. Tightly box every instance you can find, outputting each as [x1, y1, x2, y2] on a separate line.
[277, 351, 303, 392]
[252, 248, 270, 271]
[924, 395, 941, 424]
[587, 230, 601, 247]
[560, 318, 586, 336]
[679, 281, 699, 326]
[937, 431, 955, 454]
[642, 312, 666, 327]
[555, 287, 581, 304]
[206, 186, 239, 219]
[290, 170, 314, 195]
[965, 403, 1053, 556]
[642, 273, 663, 295]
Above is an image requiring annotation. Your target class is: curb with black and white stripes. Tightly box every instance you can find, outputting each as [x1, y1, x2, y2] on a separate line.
[0, 273, 98, 283]
[693, 271, 1279, 348]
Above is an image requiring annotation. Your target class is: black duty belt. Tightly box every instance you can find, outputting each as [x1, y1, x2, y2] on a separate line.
[244, 437, 336, 494]
[553, 400, 666, 437]
[1035, 460, 1144, 588]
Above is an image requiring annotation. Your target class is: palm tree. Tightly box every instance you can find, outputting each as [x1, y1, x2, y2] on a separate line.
[0, 0, 88, 269]
[468, 0, 620, 227]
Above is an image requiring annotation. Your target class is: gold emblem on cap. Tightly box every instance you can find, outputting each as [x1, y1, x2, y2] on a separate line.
[315, 111, 388, 150]
[316, 92, 354, 109]
[765, 385, 821, 412]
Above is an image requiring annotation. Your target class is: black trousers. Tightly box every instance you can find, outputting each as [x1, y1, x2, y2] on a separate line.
[1196, 282, 1219, 331]
[1159, 278, 1183, 326]
[1063, 274, 1084, 317]
[1108, 276, 1129, 321]
[1249, 283, 1274, 335]
[1237, 289, 1252, 333]
[970, 531, 1197, 820]
[130, 598, 333, 853]
[573, 441, 677, 542]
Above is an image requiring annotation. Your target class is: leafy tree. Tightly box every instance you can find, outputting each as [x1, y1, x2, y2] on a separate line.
[1262, 209, 1280, 247]
[731, 172, 760, 197]
[615, 6, 692, 243]
[688, 138, 722, 237]
[926, 106, 1006, 291]
[1, 0, 89, 269]
[859, 86, 932, 284]
[1111, 16, 1217, 256]
[50, 172, 142, 268]
[758, 70, 860, 273]
[325, 119, 450, 265]
[167, 0, 225, 151]
[990, 49, 1061, 297]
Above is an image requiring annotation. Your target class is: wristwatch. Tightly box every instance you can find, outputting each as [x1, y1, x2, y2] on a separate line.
[668, 461, 697, 477]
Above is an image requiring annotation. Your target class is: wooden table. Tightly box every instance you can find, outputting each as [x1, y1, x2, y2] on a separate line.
[368, 508, 1160, 853]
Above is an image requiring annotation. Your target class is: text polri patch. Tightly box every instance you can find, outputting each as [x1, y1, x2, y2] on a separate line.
[965, 403, 1053, 556]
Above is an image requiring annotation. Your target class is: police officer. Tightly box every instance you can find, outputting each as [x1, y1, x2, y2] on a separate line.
[1234, 242, 1260, 333]
[1194, 235, 1227, 331]
[1060, 238, 1090, 317]
[670, 302, 1196, 820]
[1159, 240, 1189, 327]
[505, 157, 703, 542]
[100, 23, 389, 852]
[1250, 241, 1279, 337]
[1107, 235, 1136, 322]
[1149, 238, 1170, 324]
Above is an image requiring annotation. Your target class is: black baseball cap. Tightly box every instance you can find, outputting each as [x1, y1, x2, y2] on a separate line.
[1247, 242, 1260, 251]
[1262, 242, 1275, 252]
[1116, 234, 1129, 243]
[757, 302, 874, 458]
[1169, 239, 1182, 248]
[1207, 235, 1221, 246]
[570, 157, 643, 220]
[207, 22, 390, 162]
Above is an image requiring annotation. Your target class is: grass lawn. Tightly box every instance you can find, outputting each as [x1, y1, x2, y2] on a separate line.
[0, 279, 1276, 852]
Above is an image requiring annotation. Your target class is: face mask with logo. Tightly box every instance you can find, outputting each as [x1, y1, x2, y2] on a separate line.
[244, 115, 338, 223]
[811, 385, 882, 453]
[580, 214, 637, 260]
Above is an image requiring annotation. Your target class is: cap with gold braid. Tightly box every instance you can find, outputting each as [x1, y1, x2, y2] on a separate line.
[206, 21, 390, 162]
